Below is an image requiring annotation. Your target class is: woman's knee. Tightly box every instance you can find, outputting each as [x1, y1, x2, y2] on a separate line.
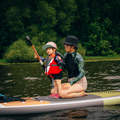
[59, 91, 66, 98]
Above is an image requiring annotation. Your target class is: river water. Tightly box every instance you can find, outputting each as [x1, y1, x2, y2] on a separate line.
[0, 61, 120, 120]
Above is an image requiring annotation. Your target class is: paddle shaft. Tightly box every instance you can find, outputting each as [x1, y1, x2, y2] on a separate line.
[26, 36, 53, 83]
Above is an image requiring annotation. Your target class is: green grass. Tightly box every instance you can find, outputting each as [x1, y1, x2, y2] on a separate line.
[84, 54, 120, 62]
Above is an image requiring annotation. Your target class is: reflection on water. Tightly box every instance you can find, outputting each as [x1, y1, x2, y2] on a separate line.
[55, 108, 89, 120]
[85, 61, 120, 92]
[0, 106, 120, 120]
[0, 61, 120, 120]
[103, 76, 120, 80]
[0, 63, 52, 97]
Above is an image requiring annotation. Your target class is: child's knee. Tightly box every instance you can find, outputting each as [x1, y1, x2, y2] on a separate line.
[54, 81, 57, 86]
[51, 89, 54, 94]
[56, 80, 61, 86]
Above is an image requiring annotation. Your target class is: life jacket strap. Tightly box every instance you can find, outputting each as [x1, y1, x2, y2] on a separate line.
[51, 64, 59, 66]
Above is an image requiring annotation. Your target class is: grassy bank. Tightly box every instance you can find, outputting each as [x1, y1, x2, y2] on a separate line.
[84, 54, 120, 62]
[0, 59, 9, 63]
[0, 54, 120, 64]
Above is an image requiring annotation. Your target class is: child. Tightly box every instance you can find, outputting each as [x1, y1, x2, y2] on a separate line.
[35, 42, 63, 98]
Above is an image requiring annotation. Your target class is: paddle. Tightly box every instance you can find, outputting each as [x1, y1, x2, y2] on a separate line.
[26, 36, 53, 84]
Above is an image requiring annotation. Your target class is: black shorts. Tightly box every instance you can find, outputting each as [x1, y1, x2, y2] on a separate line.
[51, 71, 62, 80]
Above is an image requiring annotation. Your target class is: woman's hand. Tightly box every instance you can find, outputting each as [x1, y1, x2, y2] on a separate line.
[62, 83, 71, 90]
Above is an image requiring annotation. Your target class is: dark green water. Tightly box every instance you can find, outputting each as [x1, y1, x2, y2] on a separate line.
[0, 61, 120, 120]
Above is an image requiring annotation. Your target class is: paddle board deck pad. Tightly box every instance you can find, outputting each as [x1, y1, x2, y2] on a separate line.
[0, 90, 120, 115]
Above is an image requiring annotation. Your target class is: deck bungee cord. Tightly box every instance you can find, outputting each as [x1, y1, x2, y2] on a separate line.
[0, 94, 26, 103]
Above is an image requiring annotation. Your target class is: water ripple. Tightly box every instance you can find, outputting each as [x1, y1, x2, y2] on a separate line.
[24, 77, 42, 81]
[103, 76, 120, 80]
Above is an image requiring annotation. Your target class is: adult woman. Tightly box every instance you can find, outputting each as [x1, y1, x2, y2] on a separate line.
[51, 35, 88, 98]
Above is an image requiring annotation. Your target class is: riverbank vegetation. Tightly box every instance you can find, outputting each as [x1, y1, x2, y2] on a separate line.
[0, 0, 120, 62]
[84, 54, 120, 62]
[1, 54, 120, 64]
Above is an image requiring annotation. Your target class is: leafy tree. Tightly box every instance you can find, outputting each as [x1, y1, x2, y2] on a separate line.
[1, 0, 120, 60]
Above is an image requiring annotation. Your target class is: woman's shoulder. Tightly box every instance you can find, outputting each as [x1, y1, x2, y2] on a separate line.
[63, 52, 68, 57]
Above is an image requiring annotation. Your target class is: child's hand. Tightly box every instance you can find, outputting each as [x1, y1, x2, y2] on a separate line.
[57, 56, 61, 60]
[55, 56, 63, 65]
[34, 53, 37, 58]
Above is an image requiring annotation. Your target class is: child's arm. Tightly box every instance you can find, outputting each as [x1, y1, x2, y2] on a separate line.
[35, 54, 46, 62]
[40, 56, 46, 62]
[55, 55, 63, 65]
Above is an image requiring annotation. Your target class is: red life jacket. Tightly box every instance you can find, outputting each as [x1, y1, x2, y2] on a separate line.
[45, 54, 62, 75]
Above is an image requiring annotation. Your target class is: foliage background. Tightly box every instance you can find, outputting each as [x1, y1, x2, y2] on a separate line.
[0, 0, 120, 62]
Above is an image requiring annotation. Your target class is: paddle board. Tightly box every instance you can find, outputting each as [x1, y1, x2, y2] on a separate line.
[0, 90, 120, 115]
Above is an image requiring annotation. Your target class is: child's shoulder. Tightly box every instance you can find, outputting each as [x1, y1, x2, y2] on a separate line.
[56, 52, 64, 60]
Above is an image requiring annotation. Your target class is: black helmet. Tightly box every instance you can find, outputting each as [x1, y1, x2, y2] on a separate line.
[62, 35, 79, 48]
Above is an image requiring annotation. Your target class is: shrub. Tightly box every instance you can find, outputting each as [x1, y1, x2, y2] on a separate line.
[77, 43, 86, 56]
[4, 39, 35, 62]
[3, 36, 86, 62]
